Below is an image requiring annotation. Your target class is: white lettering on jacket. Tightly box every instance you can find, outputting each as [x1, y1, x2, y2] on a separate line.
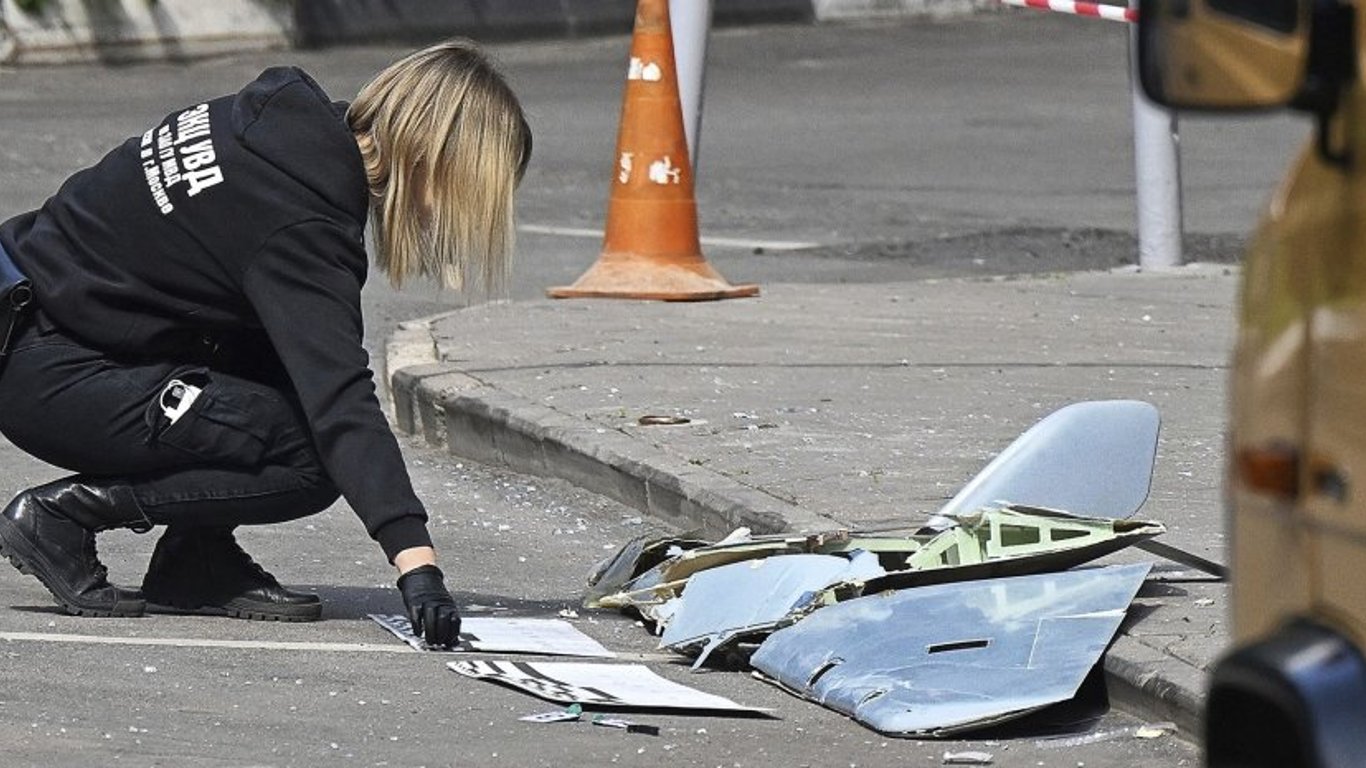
[139, 102, 226, 213]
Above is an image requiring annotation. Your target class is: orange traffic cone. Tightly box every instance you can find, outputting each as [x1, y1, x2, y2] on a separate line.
[547, 0, 758, 301]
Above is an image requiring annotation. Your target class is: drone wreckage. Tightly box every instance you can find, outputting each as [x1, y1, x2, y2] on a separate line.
[581, 400, 1203, 736]
[374, 401, 1208, 738]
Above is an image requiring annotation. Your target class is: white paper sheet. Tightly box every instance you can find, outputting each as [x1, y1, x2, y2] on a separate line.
[368, 614, 616, 658]
[448, 659, 768, 712]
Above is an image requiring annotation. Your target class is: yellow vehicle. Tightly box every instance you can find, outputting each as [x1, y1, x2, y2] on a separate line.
[1138, 0, 1366, 764]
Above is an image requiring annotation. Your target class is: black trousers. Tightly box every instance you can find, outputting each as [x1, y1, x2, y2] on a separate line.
[0, 309, 339, 527]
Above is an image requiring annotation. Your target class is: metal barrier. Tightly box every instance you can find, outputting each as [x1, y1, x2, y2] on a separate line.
[1002, 0, 1184, 269]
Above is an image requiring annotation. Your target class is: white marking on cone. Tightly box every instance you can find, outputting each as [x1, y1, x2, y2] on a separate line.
[648, 156, 683, 185]
[628, 57, 664, 82]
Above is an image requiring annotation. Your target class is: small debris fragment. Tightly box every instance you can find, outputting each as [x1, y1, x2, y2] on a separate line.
[638, 415, 690, 426]
[1134, 721, 1178, 739]
[520, 704, 583, 724]
[943, 751, 993, 765]
[592, 715, 660, 736]
[1037, 720, 1177, 748]
[1193, 598, 1216, 607]
[558, 608, 580, 619]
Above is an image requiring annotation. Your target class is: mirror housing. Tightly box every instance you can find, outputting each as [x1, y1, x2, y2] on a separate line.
[1138, 0, 1312, 110]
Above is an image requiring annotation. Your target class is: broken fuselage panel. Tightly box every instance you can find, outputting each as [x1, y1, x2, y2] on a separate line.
[587, 504, 1165, 626]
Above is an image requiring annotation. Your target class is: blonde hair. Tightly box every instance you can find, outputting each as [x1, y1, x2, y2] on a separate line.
[348, 40, 532, 292]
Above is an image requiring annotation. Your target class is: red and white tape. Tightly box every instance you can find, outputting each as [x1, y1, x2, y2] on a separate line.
[1000, 0, 1137, 22]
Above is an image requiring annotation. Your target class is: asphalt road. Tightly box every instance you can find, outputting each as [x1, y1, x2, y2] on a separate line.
[0, 11, 1307, 766]
[0, 12, 1308, 321]
[1, 432, 1199, 767]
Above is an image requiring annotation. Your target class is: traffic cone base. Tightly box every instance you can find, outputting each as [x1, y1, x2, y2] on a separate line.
[547, 254, 759, 301]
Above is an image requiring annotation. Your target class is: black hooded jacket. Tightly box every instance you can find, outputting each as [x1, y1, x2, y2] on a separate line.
[0, 67, 431, 561]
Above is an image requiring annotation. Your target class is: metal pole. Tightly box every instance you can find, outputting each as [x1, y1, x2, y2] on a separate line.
[1128, 9, 1183, 268]
[670, 0, 713, 174]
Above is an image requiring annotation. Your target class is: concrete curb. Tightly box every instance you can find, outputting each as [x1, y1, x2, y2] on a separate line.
[1105, 635, 1206, 737]
[390, 349, 843, 539]
[386, 313, 1207, 738]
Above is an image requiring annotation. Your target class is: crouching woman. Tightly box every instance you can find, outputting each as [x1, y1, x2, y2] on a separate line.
[0, 40, 531, 647]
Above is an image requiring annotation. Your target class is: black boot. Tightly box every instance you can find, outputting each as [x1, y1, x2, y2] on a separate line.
[140, 526, 321, 622]
[0, 478, 151, 617]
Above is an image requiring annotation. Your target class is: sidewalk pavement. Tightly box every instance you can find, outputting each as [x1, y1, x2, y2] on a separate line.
[386, 263, 1239, 737]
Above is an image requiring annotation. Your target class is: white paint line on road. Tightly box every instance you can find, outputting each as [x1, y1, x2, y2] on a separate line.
[0, 631, 675, 662]
[518, 224, 819, 252]
[0, 631, 413, 654]
[699, 234, 821, 251]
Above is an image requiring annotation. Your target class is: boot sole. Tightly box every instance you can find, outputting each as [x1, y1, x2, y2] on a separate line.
[0, 517, 145, 618]
[144, 597, 322, 623]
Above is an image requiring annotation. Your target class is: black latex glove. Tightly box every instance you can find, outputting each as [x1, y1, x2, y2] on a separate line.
[397, 564, 462, 648]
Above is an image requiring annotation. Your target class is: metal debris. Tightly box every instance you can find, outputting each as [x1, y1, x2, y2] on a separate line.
[578, 400, 1172, 738]
[750, 563, 1152, 737]
[584, 533, 709, 608]
[589, 401, 1169, 627]
[660, 551, 885, 669]
[448, 660, 770, 713]
[589, 506, 1164, 629]
[369, 615, 616, 658]
[637, 414, 691, 426]
[943, 751, 994, 765]
[932, 399, 1160, 524]
[1035, 720, 1178, 747]
[520, 704, 583, 724]
[592, 714, 661, 735]
[1134, 721, 1179, 739]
